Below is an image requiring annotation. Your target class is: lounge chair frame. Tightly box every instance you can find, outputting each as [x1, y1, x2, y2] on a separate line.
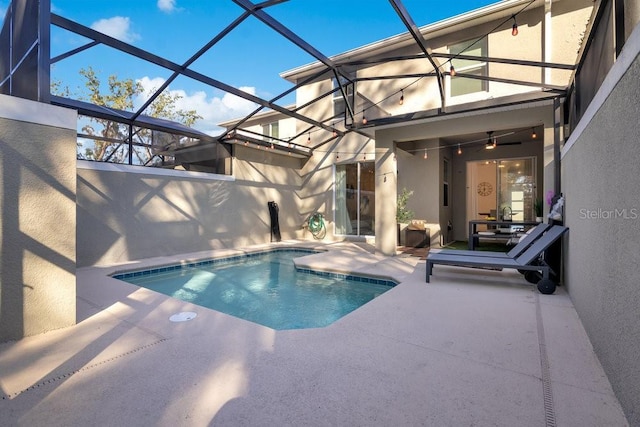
[426, 226, 568, 293]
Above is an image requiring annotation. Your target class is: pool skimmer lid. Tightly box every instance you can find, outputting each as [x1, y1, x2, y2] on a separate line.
[169, 311, 197, 322]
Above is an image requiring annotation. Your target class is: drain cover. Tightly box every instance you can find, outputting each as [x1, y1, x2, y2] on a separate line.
[169, 311, 197, 322]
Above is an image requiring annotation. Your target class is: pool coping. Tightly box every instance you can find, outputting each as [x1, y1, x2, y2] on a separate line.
[106, 241, 407, 287]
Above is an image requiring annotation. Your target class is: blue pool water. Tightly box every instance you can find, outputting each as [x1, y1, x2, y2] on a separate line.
[113, 249, 395, 330]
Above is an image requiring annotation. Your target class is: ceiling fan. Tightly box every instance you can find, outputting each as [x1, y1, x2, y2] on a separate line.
[471, 131, 521, 151]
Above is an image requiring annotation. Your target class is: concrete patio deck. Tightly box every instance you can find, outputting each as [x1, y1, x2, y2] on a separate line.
[0, 241, 628, 426]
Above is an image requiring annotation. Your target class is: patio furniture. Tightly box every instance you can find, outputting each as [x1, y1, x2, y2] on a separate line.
[436, 223, 552, 258]
[468, 219, 540, 250]
[426, 226, 568, 294]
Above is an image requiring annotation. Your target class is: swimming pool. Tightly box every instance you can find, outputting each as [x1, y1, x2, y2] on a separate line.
[113, 249, 396, 330]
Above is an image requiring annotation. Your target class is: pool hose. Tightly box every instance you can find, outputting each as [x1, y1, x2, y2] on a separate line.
[308, 213, 326, 239]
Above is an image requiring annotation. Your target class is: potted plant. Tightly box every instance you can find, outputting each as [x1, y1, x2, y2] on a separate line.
[534, 198, 544, 223]
[397, 188, 415, 245]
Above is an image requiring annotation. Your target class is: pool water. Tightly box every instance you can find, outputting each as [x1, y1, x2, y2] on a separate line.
[114, 249, 395, 330]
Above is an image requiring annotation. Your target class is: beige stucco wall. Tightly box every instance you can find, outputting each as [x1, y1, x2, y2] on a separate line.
[0, 95, 77, 342]
[76, 147, 305, 267]
[560, 23, 640, 425]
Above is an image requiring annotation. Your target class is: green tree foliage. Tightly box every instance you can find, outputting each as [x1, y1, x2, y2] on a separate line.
[53, 67, 202, 164]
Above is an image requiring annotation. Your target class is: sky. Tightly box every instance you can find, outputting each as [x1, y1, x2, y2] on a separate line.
[2, 0, 499, 134]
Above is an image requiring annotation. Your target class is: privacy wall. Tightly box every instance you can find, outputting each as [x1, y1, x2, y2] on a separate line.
[561, 25, 640, 425]
[0, 95, 76, 341]
[76, 146, 305, 267]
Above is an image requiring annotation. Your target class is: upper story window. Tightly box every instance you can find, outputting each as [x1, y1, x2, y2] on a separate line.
[449, 38, 488, 97]
[332, 76, 355, 120]
[261, 121, 279, 141]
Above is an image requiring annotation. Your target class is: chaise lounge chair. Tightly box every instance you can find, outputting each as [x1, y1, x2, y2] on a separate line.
[435, 223, 552, 259]
[426, 226, 568, 294]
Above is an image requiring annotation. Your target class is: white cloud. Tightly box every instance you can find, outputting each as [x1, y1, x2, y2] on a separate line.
[90, 16, 140, 43]
[136, 76, 258, 135]
[157, 0, 177, 13]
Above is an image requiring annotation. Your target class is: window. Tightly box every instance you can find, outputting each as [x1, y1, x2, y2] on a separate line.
[332, 76, 354, 121]
[261, 122, 279, 141]
[449, 38, 488, 97]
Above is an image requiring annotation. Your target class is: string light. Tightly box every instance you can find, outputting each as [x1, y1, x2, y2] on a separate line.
[399, 90, 404, 105]
[511, 15, 518, 36]
[457, 144, 462, 155]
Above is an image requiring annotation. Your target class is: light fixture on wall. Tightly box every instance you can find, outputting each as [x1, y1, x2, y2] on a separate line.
[485, 131, 496, 150]
[399, 89, 404, 105]
[531, 127, 537, 139]
[457, 144, 462, 155]
[450, 64, 456, 77]
[511, 15, 519, 36]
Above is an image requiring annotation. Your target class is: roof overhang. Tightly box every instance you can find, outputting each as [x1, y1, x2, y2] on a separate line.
[370, 91, 562, 132]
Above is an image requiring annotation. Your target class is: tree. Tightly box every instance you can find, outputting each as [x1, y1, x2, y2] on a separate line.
[53, 67, 202, 164]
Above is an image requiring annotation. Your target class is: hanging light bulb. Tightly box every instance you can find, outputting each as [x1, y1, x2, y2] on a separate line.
[332, 127, 337, 137]
[423, 149, 428, 160]
[362, 111, 367, 125]
[244, 140, 248, 146]
[307, 132, 311, 143]
[457, 144, 462, 155]
[531, 127, 537, 139]
[493, 136, 497, 149]
[450, 64, 456, 77]
[511, 16, 518, 36]
[399, 90, 404, 105]
[363, 153, 367, 161]
[270, 143, 275, 150]
[336, 152, 340, 161]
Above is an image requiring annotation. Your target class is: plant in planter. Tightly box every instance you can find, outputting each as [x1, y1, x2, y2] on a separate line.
[397, 188, 415, 223]
[534, 198, 544, 222]
[397, 188, 415, 245]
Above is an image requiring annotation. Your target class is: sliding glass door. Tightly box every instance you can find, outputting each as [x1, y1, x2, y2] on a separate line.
[335, 162, 375, 236]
